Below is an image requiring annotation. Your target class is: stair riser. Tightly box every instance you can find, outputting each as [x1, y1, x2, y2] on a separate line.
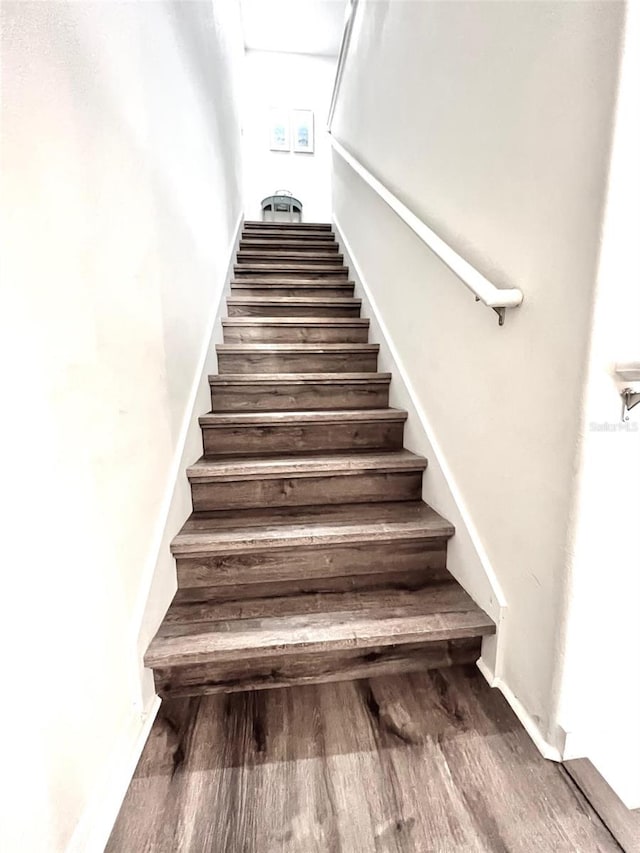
[152, 637, 481, 698]
[227, 302, 360, 317]
[222, 325, 369, 344]
[175, 540, 447, 592]
[241, 233, 336, 242]
[240, 241, 339, 250]
[190, 470, 423, 511]
[235, 268, 349, 281]
[231, 285, 354, 298]
[210, 382, 390, 412]
[174, 566, 451, 605]
[237, 253, 343, 263]
[243, 225, 332, 234]
[217, 351, 378, 373]
[202, 420, 404, 456]
[244, 221, 332, 227]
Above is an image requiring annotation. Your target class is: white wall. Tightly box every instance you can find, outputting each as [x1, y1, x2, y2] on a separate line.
[557, 2, 640, 808]
[0, 1, 243, 850]
[242, 49, 335, 221]
[331, 0, 624, 752]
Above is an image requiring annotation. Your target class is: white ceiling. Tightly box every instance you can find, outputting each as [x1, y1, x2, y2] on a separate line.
[241, 0, 347, 57]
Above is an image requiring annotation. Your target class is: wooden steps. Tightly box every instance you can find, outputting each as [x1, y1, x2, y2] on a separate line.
[227, 296, 360, 317]
[235, 264, 349, 280]
[230, 281, 355, 298]
[243, 221, 333, 229]
[239, 231, 337, 242]
[145, 583, 493, 697]
[237, 251, 344, 264]
[222, 317, 370, 343]
[187, 449, 427, 511]
[199, 408, 406, 455]
[216, 343, 379, 373]
[170, 501, 453, 603]
[145, 220, 494, 698]
[240, 239, 339, 250]
[209, 372, 392, 412]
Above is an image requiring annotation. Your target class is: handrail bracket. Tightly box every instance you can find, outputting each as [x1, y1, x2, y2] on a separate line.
[621, 388, 640, 421]
[475, 296, 505, 326]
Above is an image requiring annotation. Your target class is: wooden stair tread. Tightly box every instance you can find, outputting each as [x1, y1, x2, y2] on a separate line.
[244, 221, 332, 229]
[187, 449, 427, 481]
[216, 343, 378, 353]
[222, 317, 368, 327]
[231, 280, 353, 287]
[235, 264, 347, 272]
[239, 240, 338, 248]
[171, 500, 454, 555]
[239, 235, 337, 243]
[227, 296, 360, 305]
[199, 408, 407, 426]
[145, 582, 494, 667]
[238, 250, 344, 256]
[209, 372, 391, 385]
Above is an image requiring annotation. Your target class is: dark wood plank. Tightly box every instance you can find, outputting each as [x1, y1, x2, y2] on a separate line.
[244, 220, 333, 229]
[234, 264, 349, 280]
[171, 500, 454, 553]
[201, 415, 404, 455]
[239, 239, 339, 250]
[144, 583, 494, 670]
[173, 567, 452, 607]
[152, 639, 482, 698]
[221, 317, 370, 344]
[209, 372, 391, 411]
[227, 296, 361, 317]
[174, 539, 447, 591]
[565, 758, 640, 852]
[107, 667, 621, 852]
[230, 283, 354, 298]
[216, 343, 379, 373]
[236, 252, 344, 263]
[201, 422, 404, 455]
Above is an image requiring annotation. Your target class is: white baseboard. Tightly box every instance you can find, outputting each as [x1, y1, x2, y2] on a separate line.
[477, 657, 562, 761]
[128, 209, 244, 711]
[67, 695, 161, 853]
[69, 211, 244, 853]
[332, 214, 565, 766]
[332, 214, 506, 618]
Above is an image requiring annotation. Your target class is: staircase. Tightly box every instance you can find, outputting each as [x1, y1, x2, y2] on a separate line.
[145, 221, 494, 698]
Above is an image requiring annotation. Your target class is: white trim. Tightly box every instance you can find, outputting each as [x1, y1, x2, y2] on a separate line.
[476, 659, 562, 762]
[331, 137, 524, 318]
[66, 695, 161, 853]
[333, 214, 507, 617]
[127, 209, 244, 712]
[615, 361, 640, 381]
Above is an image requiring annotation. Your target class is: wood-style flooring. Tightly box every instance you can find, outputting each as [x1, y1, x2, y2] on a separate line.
[107, 665, 620, 852]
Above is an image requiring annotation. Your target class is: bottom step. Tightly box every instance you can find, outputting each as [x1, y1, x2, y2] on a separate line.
[145, 583, 495, 698]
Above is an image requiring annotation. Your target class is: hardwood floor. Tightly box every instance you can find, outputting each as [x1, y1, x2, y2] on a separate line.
[565, 759, 640, 852]
[108, 666, 620, 852]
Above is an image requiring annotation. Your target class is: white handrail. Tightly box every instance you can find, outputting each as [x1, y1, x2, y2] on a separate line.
[615, 362, 640, 382]
[330, 135, 524, 324]
[327, 0, 360, 132]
